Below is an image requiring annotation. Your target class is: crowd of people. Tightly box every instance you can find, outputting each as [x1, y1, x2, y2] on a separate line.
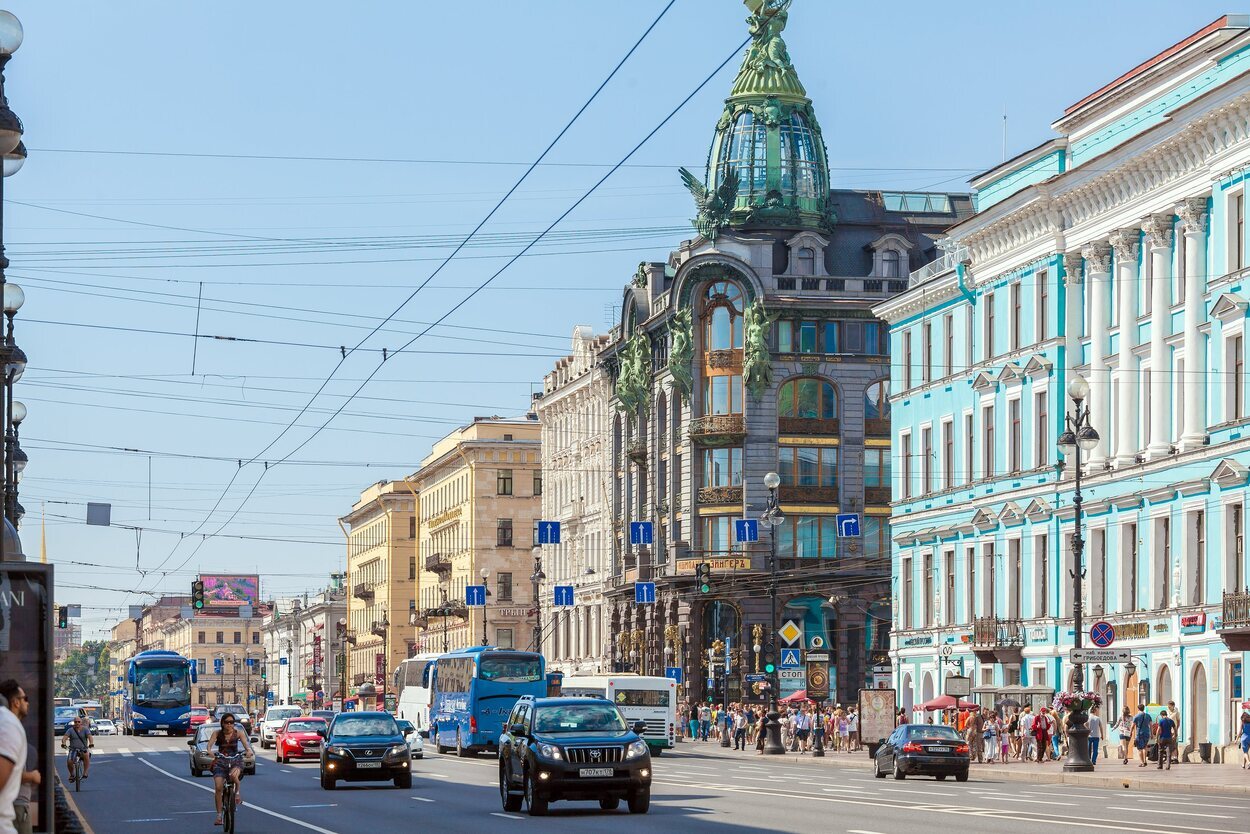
[676, 700, 861, 754]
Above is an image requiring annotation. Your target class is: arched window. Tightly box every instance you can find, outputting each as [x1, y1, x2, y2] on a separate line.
[715, 110, 767, 198]
[864, 381, 890, 421]
[881, 249, 901, 279]
[778, 378, 838, 421]
[703, 281, 744, 351]
[779, 111, 823, 199]
[796, 247, 816, 276]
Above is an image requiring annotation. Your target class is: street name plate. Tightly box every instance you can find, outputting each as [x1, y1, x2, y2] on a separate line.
[1070, 648, 1130, 663]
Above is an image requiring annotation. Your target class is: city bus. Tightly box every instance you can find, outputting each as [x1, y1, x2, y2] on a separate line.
[430, 646, 545, 756]
[121, 649, 197, 736]
[71, 700, 105, 722]
[393, 652, 439, 731]
[52, 697, 71, 709]
[560, 674, 676, 753]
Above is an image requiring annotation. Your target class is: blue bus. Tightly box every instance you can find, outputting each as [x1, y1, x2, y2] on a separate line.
[430, 646, 545, 756]
[121, 649, 198, 736]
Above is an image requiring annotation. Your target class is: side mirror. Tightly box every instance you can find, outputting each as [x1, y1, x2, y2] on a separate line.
[419, 729, 429, 739]
[187, 739, 195, 746]
[317, 728, 328, 738]
[509, 723, 527, 737]
[632, 721, 648, 736]
[878, 737, 887, 746]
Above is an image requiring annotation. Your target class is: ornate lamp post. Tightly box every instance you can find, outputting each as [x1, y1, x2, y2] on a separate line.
[480, 567, 490, 645]
[0, 11, 23, 561]
[371, 613, 390, 710]
[531, 554, 546, 653]
[1057, 374, 1100, 773]
[761, 471, 785, 754]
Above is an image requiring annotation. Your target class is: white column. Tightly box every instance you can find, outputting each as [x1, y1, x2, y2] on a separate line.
[1179, 196, 1210, 451]
[1083, 241, 1112, 469]
[1110, 227, 1141, 467]
[1062, 252, 1083, 383]
[1144, 214, 1174, 459]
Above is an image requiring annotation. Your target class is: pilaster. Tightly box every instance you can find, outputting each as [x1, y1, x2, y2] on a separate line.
[1109, 227, 1141, 468]
[1178, 196, 1210, 451]
[1081, 241, 1112, 470]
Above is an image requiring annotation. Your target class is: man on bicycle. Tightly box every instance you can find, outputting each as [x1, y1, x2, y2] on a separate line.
[60, 718, 92, 781]
[209, 714, 252, 827]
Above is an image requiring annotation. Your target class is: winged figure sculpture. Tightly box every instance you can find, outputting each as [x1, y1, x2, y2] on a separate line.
[679, 166, 740, 240]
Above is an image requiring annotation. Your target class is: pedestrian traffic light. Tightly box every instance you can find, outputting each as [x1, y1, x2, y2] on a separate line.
[696, 562, 712, 594]
[57, 606, 68, 629]
[191, 579, 205, 610]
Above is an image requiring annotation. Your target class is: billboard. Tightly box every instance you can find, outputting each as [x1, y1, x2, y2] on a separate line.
[200, 574, 259, 607]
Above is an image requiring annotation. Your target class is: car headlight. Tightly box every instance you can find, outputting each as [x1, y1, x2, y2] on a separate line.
[326, 745, 348, 757]
[624, 740, 648, 760]
[537, 742, 563, 761]
[385, 744, 408, 759]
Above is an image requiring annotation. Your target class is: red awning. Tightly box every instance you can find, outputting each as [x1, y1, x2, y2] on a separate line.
[917, 694, 978, 712]
[779, 690, 809, 703]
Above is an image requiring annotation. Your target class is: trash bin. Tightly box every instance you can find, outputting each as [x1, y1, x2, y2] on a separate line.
[1199, 742, 1212, 763]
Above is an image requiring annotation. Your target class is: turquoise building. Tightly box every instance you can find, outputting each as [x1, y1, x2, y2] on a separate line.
[875, 16, 1250, 761]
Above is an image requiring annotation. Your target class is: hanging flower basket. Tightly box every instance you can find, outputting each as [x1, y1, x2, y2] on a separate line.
[1052, 690, 1102, 713]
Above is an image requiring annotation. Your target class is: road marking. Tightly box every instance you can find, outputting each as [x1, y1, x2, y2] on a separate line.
[1134, 799, 1246, 809]
[136, 759, 340, 834]
[171, 811, 216, 815]
[424, 772, 450, 778]
[992, 797, 1078, 807]
[118, 748, 133, 757]
[290, 804, 337, 809]
[1107, 807, 1233, 819]
[682, 807, 712, 813]
[121, 819, 173, 823]
[282, 769, 293, 773]
[847, 830, 889, 834]
[411, 797, 435, 802]
[491, 812, 525, 820]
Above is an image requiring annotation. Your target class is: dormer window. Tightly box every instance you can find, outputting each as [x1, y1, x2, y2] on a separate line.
[882, 250, 901, 279]
[796, 247, 816, 276]
[869, 233, 914, 280]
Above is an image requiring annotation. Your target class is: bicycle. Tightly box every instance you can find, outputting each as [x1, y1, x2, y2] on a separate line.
[215, 753, 244, 833]
[66, 748, 81, 792]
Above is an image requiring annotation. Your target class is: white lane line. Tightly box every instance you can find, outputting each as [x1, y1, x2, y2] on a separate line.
[117, 747, 133, 757]
[172, 811, 216, 815]
[992, 797, 1078, 807]
[490, 812, 525, 820]
[847, 830, 889, 834]
[1107, 807, 1233, 820]
[137, 759, 340, 834]
[411, 797, 435, 803]
[424, 772, 450, 778]
[122, 818, 173, 823]
[1134, 799, 1246, 809]
[290, 804, 337, 809]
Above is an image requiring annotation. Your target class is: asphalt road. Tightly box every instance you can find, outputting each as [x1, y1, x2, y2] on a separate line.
[63, 734, 1250, 834]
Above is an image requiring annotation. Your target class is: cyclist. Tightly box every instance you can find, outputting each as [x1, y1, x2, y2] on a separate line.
[60, 717, 93, 781]
[209, 713, 252, 826]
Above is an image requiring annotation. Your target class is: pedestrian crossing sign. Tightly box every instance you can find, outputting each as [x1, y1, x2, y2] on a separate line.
[780, 649, 802, 669]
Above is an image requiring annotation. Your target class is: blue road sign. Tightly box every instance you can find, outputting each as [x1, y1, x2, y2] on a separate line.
[634, 582, 656, 605]
[835, 513, 861, 538]
[1089, 621, 1116, 648]
[665, 666, 684, 684]
[780, 648, 802, 669]
[266, 691, 274, 705]
[745, 673, 767, 683]
[466, 585, 487, 607]
[245, 658, 255, 667]
[734, 518, 759, 543]
[214, 658, 224, 675]
[553, 585, 575, 607]
[537, 520, 561, 544]
[629, 521, 654, 545]
[279, 657, 288, 666]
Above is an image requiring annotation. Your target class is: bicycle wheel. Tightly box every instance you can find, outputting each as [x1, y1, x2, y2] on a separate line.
[72, 758, 80, 792]
[222, 785, 235, 834]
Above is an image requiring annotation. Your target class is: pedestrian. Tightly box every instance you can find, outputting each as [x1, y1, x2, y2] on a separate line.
[687, 701, 699, 741]
[1239, 713, 1250, 769]
[1007, 709, 1020, 760]
[794, 704, 812, 753]
[756, 708, 768, 754]
[964, 708, 983, 763]
[0, 681, 30, 834]
[676, 702, 688, 741]
[1032, 707, 1052, 763]
[1131, 704, 1153, 767]
[999, 714, 1011, 763]
[1115, 706, 1133, 764]
[837, 709, 849, 753]
[698, 702, 711, 742]
[982, 712, 998, 762]
[1019, 706, 1035, 761]
[1166, 701, 1181, 765]
[733, 707, 747, 750]
[0, 683, 35, 834]
[848, 707, 860, 752]
[1155, 709, 1177, 771]
[1052, 709, 1065, 760]
[1087, 705, 1104, 766]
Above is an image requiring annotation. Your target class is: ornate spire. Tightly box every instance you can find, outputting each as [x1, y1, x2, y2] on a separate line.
[729, 0, 807, 102]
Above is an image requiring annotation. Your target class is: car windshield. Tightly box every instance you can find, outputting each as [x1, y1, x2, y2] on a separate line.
[332, 716, 397, 737]
[479, 655, 542, 683]
[532, 704, 627, 734]
[55, 707, 79, 719]
[907, 726, 962, 741]
[285, 721, 324, 733]
[216, 705, 245, 715]
[267, 709, 301, 722]
[190, 708, 209, 717]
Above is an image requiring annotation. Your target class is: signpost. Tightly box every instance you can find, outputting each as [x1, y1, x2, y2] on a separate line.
[665, 667, 683, 684]
[835, 513, 861, 537]
[733, 518, 759, 543]
[536, 521, 561, 545]
[780, 648, 802, 669]
[1089, 621, 1116, 648]
[634, 582, 656, 605]
[465, 585, 487, 607]
[1070, 648, 1130, 664]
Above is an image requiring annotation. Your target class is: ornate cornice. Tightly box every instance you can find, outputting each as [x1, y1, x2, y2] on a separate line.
[1062, 251, 1083, 286]
[1142, 214, 1174, 251]
[1178, 195, 1210, 234]
[1108, 227, 1141, 261]
[1080, 241, 1112, 275]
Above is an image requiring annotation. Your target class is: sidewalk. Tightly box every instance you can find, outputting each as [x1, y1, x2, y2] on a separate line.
[668, 737, 1250, 797]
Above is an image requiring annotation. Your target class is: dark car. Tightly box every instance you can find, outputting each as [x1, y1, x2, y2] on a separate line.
[318, 711, 411, 790]
[309, 710, 336, 724]
[874, 724, 970, 781]
[498, 696, 652, 816]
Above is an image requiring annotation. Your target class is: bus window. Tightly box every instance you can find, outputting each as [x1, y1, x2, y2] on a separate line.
[614, 689, 671, 707]
[479, 655, 541, 683]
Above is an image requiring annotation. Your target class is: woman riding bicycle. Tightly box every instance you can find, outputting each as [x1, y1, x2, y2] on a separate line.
[209, 714, 253, 826]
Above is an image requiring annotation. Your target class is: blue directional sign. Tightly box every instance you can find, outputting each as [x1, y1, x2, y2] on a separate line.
[245, 657, 255, 667]
[1089, 621, 1116, 648]
[634, 582, 657, 605]
[266, 691, 274, 706]
[466, 585, 487, 607]
[629, 521, 654, 545]
[745, 673, 767, 683]
[734, 518, 759, 543]
[537, 520, 561, 545]
[553, 585, 575, 607]
[835, 513, 861, 538]
[279, 657, 288, 666]
[780, 648, 802, 669]
[665, 666, 684, 684]
[214, 658, 224, 675]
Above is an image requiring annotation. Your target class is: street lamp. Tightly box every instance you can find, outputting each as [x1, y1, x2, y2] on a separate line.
[531, 554, 546, 653]
[371, 613, 390, 711]
[1057, 374, 1099, 773]
[481, 567, 491, 646]
[761, 471, 785, 755]
[0, 11, 22, 562]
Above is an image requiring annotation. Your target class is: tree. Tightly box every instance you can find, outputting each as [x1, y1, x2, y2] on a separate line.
[54, 641, 111, 703]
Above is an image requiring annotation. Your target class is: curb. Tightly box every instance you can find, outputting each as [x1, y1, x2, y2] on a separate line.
[667, 744, 1250, 797]
[55, 775, 95, 834]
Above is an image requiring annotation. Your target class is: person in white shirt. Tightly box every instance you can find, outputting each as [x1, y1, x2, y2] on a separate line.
[0, 683, 29, 834]
[1019, 707, 1036, 762]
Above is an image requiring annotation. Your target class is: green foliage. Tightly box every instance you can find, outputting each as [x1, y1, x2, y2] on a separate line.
[54, 641, 111, 703]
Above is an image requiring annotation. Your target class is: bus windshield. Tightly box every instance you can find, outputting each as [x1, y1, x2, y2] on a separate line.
[479, 655, 542, 683]
[134, 664, 191, 708]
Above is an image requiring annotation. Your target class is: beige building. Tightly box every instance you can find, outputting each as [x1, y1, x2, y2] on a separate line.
[160, 610, 269, 710]
[412, 417, 541, 654]
[107, 619, 138, 717]
[341, 480, 418, 696]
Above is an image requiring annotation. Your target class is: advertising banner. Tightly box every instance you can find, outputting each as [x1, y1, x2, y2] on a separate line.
[859, 688, 897, 756]
[200, 574, 260, 607]
[374, 652, 385, 685]
[1, 562, 54, 832]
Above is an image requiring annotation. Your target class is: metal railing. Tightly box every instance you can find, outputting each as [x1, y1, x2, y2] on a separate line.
[909, 245, 968, 287]
[972, 616, 1024, 647]
[1223, 589, 1250, 629]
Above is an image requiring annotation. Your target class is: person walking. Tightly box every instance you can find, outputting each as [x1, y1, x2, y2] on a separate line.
[964, 709, 984, 763]
[1166, 701, 1181, 765]
[982, 712, 998, 762]
[0, 682, 29, 834]
[1155, 709, 1177, 770]
[1032, 708, 1052, 763]
[1087, 705, 1104, 766]
[1019, 706, 1035, 762]
[1115, 706, 1134, 765]
[1007, 708, 1021, 761]
[848, 707, 860, 752]
[0, 682, 35, 834]
[733, 707, 747, 750]
[698, 703, 711, 742]
[1132, 704, 1153, 767]
[1239, 713, 1250, 769]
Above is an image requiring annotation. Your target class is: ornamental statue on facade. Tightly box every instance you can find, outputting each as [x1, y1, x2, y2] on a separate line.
[667, 307, 694, 404]
[678, 166, 740, 240]
[743, 299, 778, 400]
[744, 0, 794, 77]
[614, 329, 652, 418]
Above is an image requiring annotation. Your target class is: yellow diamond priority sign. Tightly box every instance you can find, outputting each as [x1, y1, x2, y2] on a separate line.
[778, 619, 802, 646]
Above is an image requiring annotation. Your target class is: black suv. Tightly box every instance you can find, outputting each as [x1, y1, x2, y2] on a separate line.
[318, 711, 411, 790]
[498, 696, 652, 816]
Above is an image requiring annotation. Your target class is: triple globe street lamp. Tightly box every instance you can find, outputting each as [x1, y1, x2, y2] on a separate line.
[761, 471, 786, 755]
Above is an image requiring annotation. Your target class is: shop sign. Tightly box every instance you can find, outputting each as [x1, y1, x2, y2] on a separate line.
[1028, 627, 1048, 642]
[1180, 613, 1207, 635]
[1213, 616, 1224, 629]
[495, 608, 529, 618]
[1152, 622, 1170, 634]
[673, 557, 752, 575]
[902, 635, 934, 647]
[1115, 622, 1150, 640]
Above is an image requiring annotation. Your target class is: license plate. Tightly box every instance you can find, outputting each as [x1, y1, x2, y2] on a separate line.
[579, 768, 614, 778]
[356, 761, 382, 769]
[928, 746, 950, 753]
[156, 725, 168, 729]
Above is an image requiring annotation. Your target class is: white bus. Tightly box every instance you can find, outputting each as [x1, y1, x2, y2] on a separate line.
[560, 674, 676, 753]
[393, 653, 439, 730]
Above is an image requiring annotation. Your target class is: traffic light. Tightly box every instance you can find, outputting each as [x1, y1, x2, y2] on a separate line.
[56, 606, 68, 629]
[763, 660, 776, 675]
[260, 668, 267, 681]
[696, 562, 712, 594]
[191, 579, 205, 610]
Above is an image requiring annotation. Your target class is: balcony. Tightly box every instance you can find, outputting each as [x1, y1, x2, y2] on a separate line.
[424, 553, 452, 574]
[1220, 590, 1250, 650]
[697, 485, 743, 505]
[627, 440, 647, 466]
[778, 485, 839, 504]
[865, 418, 890, 438]
[779, 417, 840, 437]
[971, 617, 1024, 663]
[864, 486, 892, 505]
[352, 583, 374, 602]
[689, 414, 746, 447]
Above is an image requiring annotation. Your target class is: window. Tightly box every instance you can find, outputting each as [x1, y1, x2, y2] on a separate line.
[882, 249, 901, 279]
[703, 447, 744, 487]
[778, 322, 791, 352]
[1009, 398, 1022, 473]
[496, 628, 514, 650]
[252, 632, 260, 645]
[984, 292, 996, 358]
[900, 433, 912, 499]
[1038, 270, 1049, 342]
[982, 405, 995, 479]
[1234, 192, 1246, 271]
[778, 446, 837, 488]
[942, 419, 954, 490]
[1037, 534, 1049, 618]
[778, 378, 837, 421]
[796, 247, 816, 276]
[704, 375, 743, 415]
[703, 281, 744, 350]
[903, 330, 913, 389]
[1010, 282, 1022, 352]
[1009, 539, 1022, 618]
[1194, 509, 1206, 605]
[234, 632, 242, 644]
[964, 412, 974, 484]
[865, 321, 885, 355]
[823, 321, 839, 353]
[965, 545, 976, 621]
[1235, 505, 1246, 593]
[1158, 516, 1171, 609]
[409, 517, 417, 538]
[702, 517, 734, 552]
[497, 572, 513, 602]
[965, 305, 974, 370]
[409, 556, 417, 581]
[533, 471, 543, 496]
[943, 313, 954, 377]
[497, 518, 514, 547]
[799, 321, 818, 354]
[864, 381, 889, 427]
[1233, 334, 1245, 420]
[900, 557, 912, 627]
[922, 321, 932, 384]
[1034, 391, 1048, 469]
[197, 631, 206, 644]
[776, 515, 839, 559]
[864, 448, 891, 494]
[780, 112, 823, 198]
[943, 550, 955, 625]
[920, 426, 933, 494]
[197, 659, 206, 676]
[498, 469, 513, 495]
[716, 111, 767, 199]
[863, 516, 888, 558]
[1125, 522, 1139, 612]
[216, 631, 223, 643]
[923, 552, 935, 625]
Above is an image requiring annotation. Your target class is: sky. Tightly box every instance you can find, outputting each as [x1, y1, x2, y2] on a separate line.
[10, 0, 1235, 638]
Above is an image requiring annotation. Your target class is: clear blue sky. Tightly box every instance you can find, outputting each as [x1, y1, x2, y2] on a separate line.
[9, 0, 1232, 637]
